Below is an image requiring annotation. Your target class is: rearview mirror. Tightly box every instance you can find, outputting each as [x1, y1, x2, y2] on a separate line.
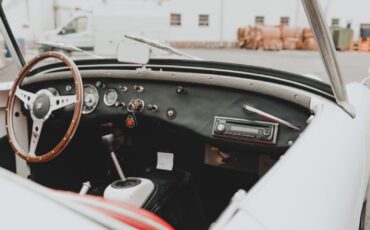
[117, 39, 150, 65]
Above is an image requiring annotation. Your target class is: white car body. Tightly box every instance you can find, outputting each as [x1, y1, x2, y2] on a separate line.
[1, 0, 370, 229]
[212, 83, 370, 229]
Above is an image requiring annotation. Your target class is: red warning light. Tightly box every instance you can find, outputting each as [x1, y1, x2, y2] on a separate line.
[126, 117, 135, 128]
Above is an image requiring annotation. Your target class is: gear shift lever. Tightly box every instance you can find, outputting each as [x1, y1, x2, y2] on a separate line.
[102, 133, 154, 207]
[102, 134, 126, 181]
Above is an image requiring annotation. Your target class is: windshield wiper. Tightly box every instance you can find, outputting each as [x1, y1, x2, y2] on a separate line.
[124, 35, 201, 61]
[35, 41, 104, 59]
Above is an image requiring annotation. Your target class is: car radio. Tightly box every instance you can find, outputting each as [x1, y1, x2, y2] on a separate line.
[212, 116, 278, 144]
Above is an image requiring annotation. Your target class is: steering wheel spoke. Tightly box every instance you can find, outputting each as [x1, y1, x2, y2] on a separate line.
[15, 87, 37, 108]
[29, 119, 44, 156]
[50, 95, 77, 112]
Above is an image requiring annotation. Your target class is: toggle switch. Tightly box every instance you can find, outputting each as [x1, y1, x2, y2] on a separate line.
[146, 104, 158, 112]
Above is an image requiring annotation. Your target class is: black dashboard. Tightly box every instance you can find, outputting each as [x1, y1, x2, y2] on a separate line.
[23, 76, 312, 154]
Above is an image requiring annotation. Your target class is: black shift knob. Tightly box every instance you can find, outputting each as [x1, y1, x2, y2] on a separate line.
[102, 134, 115, 152]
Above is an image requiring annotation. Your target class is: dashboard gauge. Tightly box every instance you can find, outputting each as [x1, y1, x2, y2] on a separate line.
[82, 84, 99, 114]
[47, 88, 59, 96]
[103, 89, 118, 107]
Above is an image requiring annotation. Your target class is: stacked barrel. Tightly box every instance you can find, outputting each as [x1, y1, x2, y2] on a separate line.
[237, 25, 318, 51]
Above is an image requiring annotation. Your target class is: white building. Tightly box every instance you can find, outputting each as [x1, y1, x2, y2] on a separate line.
[3, 0, 370, 47]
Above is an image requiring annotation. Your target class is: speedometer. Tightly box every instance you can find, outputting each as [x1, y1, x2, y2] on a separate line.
[103, 89, 118, 106]
[83, 84, 99, 114]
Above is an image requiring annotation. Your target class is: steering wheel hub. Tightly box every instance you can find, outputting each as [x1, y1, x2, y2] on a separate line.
[32, 93, 51, 119]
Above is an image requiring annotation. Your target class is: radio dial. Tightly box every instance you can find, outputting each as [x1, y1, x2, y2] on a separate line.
[216, 123, 226, 133]
[262, 129, 271, 136]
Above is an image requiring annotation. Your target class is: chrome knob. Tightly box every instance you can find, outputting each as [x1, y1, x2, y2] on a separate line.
[216, 123, 226, 133]
[127, 99, 145, 112]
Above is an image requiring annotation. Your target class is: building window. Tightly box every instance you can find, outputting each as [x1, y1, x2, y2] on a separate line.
[255, 16, 264, 25]
[360, 24, 370, 39]
[280, 16, 290, 26]
[170, 13, 181, 26]
[332, 18, 340, 26]
[199, 14, 209, 27]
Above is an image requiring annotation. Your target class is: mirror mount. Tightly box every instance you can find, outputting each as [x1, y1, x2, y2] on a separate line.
[117, 39, 151, 66]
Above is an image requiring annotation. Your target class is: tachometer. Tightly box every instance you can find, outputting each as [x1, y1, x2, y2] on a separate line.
[103, 89, 118, 107]
[83, 84, 99, 114]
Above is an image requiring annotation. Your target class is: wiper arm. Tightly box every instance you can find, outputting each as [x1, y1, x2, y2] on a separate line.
[124, 35, 201, 60]
[35, 41, 104, 58]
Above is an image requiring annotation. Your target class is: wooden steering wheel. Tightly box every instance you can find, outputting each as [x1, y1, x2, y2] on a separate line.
[5, 52, 83, 163]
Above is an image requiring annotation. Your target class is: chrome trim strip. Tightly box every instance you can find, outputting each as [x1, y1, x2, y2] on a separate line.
[301, 0, 355, 117]
[35, 63, 334, 99]
[24, 69, 313, 109]
[243, 104, 301, 131]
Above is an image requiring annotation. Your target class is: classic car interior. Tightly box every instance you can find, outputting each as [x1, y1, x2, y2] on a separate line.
[0, 51, 334, 229]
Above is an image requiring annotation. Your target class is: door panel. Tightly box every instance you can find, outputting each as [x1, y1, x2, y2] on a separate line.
[0, 84, 10, 138]
[226, 83, 370, 230]
[0, 82, 29, 175]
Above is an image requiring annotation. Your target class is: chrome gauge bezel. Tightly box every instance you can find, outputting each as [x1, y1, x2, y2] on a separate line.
[82, 84, 99, 115]
[103, 89, 118, 107]
[47, 87, 59, 96]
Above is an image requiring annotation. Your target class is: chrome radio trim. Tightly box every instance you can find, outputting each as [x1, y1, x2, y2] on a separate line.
[212, 116, 279, 144]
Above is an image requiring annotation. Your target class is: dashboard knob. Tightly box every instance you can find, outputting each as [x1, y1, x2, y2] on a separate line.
[147, 104, 158, 112]
[133, 85, 144, 93]
[176, 86, 185, 94]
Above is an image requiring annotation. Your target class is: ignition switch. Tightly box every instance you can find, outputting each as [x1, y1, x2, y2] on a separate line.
[127, 99, 145, 112]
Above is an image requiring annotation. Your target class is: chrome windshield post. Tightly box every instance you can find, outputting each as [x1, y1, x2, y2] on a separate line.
[301, 0, 356, 118]
[0, 7, 25, 69]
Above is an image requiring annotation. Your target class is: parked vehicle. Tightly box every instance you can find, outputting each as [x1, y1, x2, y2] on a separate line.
[38, 1, 169, 56]
[0, 0, 370, 229]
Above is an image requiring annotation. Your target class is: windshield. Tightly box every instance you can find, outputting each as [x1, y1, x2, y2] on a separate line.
[2, 0, 370, 83]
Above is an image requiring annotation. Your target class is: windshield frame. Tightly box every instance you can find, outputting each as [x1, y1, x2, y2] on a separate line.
[0, 0, 25, 69]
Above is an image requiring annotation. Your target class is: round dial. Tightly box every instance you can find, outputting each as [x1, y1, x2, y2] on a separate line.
[83, 84, 99, 114]
[47, 87, 59, 96]
[103, 89, 118, 106]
